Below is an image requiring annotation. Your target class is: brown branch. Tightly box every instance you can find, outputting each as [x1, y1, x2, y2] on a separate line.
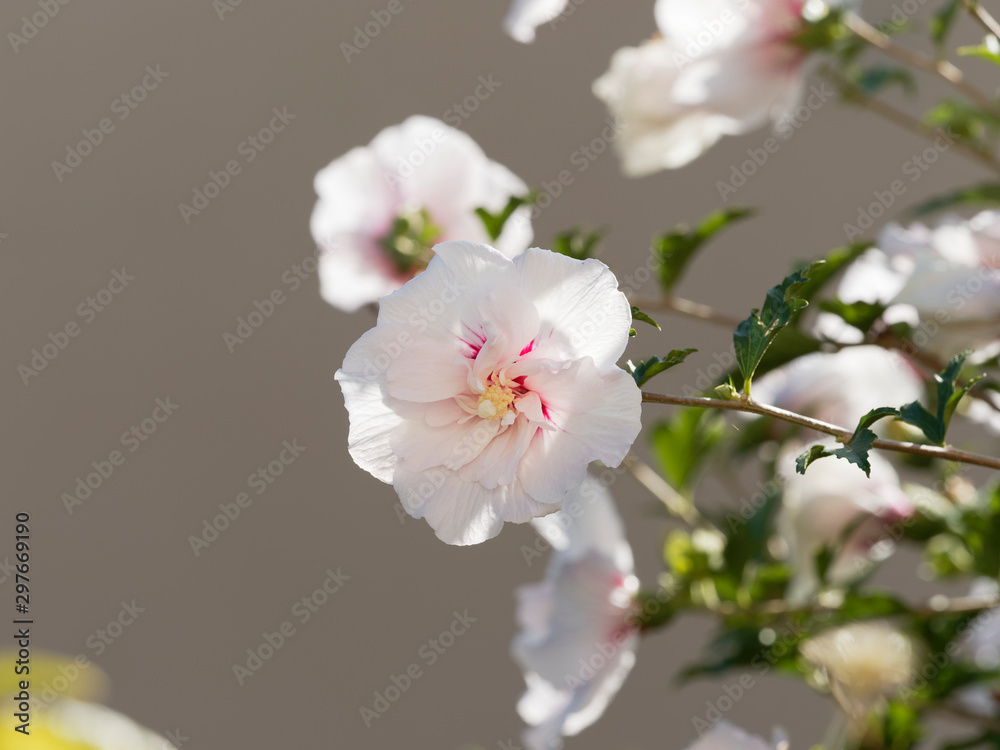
[844, 11, 1000, 119]
[961, 0, 1000, 41]
[641, 391, 1000, 471]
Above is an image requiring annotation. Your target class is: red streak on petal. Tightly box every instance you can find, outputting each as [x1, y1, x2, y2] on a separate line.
[457, 337, 482, 356]
[520, 339, 535, 356]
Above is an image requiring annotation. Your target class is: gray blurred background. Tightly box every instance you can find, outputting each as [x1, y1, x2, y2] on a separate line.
[0, 0, 991, 747]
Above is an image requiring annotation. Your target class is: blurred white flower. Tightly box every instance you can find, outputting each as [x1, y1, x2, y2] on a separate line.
[777, 443, 914, 603]
[504, 0, 569, 43]
[311, 115, 532, 311]
[818, 211, 1000, 362]
[953, 579, 1000, 717]
[682, 721, 783, 750]
[512, 477, 639, 750]
[752, 346, 925, 430]
[593, 0, 837, 175]
[800, 621, 919, 733]
[335, 241, 642, 545]
[27, 699, 176, 749]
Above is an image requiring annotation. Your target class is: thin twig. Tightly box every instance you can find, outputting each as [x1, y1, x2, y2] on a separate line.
[826, 68, 1000, 177]
[641, 391, 1000, 471]
[630, 296, 743, 329]
[961, 0, 1000, 41]
[844, 11, 1000, 118]
[624, 455, 707, 527]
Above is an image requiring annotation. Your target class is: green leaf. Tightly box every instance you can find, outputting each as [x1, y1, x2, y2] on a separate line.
[880, 701, 924, 750]
[959, 35, 1000, 66]
[819, 299, 887, 333]
[793, 242, 873, 302]
[630, 306, 661, 331]
[551, 227, 605, 260]
[652, 408, 723, 494]
[627, 349, 696, 387]
[930, 0, 961, 50]
[734, 262, 819, 393]
[653, 208, 754, 294]
[796, 407, 900, 476]
[907, 181, 1000, 217]
[836, 590, 909, 621]
[857, 406, 902, 433]
[795, 429, 879, 476]
[852, 66, 916, 96]
[898, 351, 984, 445]
[813, 544, 835, 586]
[474, 195, 531, 242]
[924, 99, 1000, 151]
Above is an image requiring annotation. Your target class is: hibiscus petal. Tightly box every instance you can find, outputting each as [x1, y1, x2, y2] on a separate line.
[514, 250, 632, 370]
[311, 146, 396, 241]
[504, 0, 569, 43]
[519, 369, 642, 503]
[386, 337, 470, 402]
[393, 467, 548, 545]
[336, 327, 409, 483]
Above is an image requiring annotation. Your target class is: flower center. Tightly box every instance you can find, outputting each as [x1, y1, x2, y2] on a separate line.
[378, 208, 441, 275]
[477, 384, 517, 420]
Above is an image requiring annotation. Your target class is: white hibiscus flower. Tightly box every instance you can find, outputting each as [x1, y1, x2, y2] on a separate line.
[512, 477, 639, 750]
[336, 241, 642, 545]
[311, 116, 532, 311]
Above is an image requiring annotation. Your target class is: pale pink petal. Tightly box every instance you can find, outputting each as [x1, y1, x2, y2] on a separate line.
[519, 368, 642, 503]
[336, 326, 411, 483]
[515, 250, 632, 370]
[311, 146, 396, 241]
[386, 337, 471, 402]
[458, 417, 539, 488]
[377, 241, 518, 336]
[391, 417, 498, 474]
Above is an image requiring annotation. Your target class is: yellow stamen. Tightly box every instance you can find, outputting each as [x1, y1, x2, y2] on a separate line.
[477, 384, 516, 420]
